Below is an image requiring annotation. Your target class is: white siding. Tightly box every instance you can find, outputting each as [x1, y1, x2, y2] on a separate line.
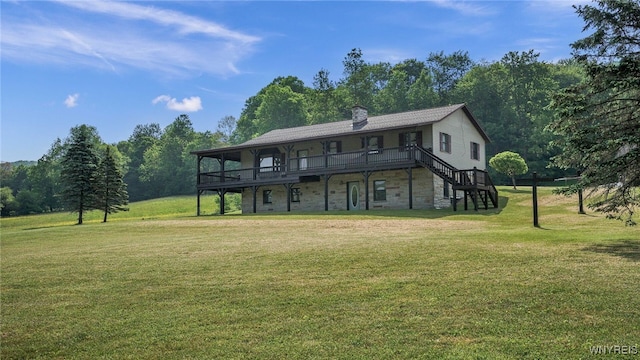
[431, 108, 487, 170]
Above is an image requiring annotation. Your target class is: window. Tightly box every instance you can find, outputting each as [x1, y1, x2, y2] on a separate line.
[444, 182, 450, 198]
[400, 131, 422, 150]
[327, 141, 342, 154]
[258, 151, 282, 173]
[362, 136, 384, 153]
[263, 190, 272, 204]
[374, 180, 386, 201]
[470, 142, 480, 160]
[439, 132, 451, 153]
[291, 188, 301, 202]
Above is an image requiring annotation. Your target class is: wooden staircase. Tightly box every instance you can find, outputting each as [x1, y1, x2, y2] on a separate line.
[414, 146, 499, 211]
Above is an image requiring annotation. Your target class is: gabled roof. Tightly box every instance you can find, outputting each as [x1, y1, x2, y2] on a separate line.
[192, 104, 489, 157]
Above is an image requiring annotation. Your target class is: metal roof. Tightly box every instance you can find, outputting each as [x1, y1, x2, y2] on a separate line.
[192, 104, 489, 157]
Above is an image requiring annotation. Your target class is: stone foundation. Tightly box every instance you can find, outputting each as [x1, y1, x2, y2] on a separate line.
[241, 167, 447, 213]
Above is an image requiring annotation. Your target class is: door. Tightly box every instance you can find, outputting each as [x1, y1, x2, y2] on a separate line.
[298, 149, 308, 171]
[347, 182, 360, 210]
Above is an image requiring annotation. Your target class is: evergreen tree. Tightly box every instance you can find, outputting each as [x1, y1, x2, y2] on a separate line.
[548, 0, 640, 225]
[60, 125, 101, 225]
[97, 146, 129, 223]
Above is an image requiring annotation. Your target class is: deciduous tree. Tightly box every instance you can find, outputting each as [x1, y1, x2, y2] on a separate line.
[489, 151, 529, 190]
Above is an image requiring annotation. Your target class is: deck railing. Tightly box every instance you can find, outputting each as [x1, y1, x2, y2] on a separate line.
[198, 145, 498, 206]
[198, 146, 416, 185]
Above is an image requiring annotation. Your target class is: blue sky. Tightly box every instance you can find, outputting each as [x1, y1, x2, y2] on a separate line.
[1, 0, 589, 162]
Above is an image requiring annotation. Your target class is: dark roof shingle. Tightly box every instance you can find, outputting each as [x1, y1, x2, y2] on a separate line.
[193, 104, 488, 156]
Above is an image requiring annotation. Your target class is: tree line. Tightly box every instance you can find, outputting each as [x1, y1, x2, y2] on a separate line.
[1, 0, 637, 224]
[1, 115, 226, 219]
[231, 48, 584, 182]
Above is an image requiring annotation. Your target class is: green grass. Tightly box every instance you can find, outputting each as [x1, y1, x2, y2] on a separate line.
[1, 187, 638, 359]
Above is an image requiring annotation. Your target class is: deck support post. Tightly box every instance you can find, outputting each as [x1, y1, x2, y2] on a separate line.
[533, 172, 539, 227]
[324, 174, 332, 211]
[252, 186, 258, 213]
[363, 171, 370, 210]
[283, 183, 293, 212]
[452, 188, 457, 211]
[197, 189, 202, 216]
[404, 167, 413, 209]
[464, 191, 469, 210]
[218, 189, 226, 215]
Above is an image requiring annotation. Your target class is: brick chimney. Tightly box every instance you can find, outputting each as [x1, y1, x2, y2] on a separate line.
[352, 105, 368, 128]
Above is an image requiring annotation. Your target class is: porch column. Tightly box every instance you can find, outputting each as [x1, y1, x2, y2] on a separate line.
[452, 189, 458, 211]
[283, 183, 292, 212]
[324, 174, 331, 211]
[407, 167, 413, 209]
[219, 189, 226, 215]
[322, 141, 328, 169]
[284, 145, 294, 173]
[364, 171, 370, 210]
[252, 186, 258, 213]
[220, 153, 225, 183]
[464, 191, 469, 210]
[250, 150, 258, 180]
[197, 156, 202, 185]
[197, 189, 202, 216]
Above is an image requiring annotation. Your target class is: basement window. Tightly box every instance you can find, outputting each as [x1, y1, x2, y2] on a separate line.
[291, 188, 301, 203]
[263, 190, 272, 204]
[374, 180, 386, 201]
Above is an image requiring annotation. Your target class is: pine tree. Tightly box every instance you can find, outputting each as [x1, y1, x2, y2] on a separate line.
[60, 125, 101, 225]
[97, 146, 129, 223]
[548, 0, 640, 225]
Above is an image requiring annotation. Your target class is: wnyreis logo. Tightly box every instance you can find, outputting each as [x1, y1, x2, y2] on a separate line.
[589, 345, 638, 355]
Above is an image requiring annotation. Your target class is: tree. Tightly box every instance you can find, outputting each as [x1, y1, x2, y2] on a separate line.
[216, 115, 237, 143]
[97, 146, 129, 222]
[547, 0, 640, 225]
[0, 187, 16, 217]
[426, 50, 473, 105]
[139, 115, 197, 197]
[374, 68, 409, 114]
[341, 48, 375, 107]
[60, 125, 102, 225]
[308, 68, 342, 124]
[407, 69, 438, 110]
[489, 151, 528, 189]
[118, 123, 161, 201]
[255, 84, 308, 134]
[29, 139, 64, 212]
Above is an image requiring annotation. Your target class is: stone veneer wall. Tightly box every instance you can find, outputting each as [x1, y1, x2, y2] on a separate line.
[241, 167, 447, 213]
[432, 175, 453, 209]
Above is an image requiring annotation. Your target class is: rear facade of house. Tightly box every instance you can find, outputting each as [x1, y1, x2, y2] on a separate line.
[192, 104, 498, 215]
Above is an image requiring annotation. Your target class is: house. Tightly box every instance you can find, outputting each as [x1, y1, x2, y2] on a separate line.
[191, 104, 498, 215]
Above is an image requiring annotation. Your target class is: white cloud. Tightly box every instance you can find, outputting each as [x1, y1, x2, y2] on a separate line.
[56, 0, 259, 44]
[429, 0, 496, 16]
[152, 95, 203, 112]
[1, 1, 261, 77]
[64, 93, 79, 108]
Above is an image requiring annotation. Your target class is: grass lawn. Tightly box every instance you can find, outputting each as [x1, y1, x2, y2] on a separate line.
[1, 187, 638, 359]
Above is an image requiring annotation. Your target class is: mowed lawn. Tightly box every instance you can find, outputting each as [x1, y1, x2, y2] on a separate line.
[1, 188, 638, 359]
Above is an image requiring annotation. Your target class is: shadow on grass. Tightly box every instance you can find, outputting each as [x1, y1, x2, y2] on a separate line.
[583, 240, 640, 262]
